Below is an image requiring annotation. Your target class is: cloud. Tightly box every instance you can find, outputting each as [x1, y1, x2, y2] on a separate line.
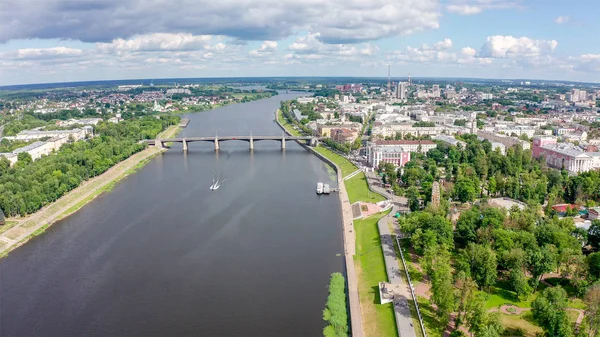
[249, 41, 278, 56]
[570, 54, 600, 72]
[479, 36, 558, 58]
[96, 33, 214, 53]
[0, 0, 440, 44]
[446, 0, 520, 15]
[388, 38, 489, 65]
[446, 5, 482, 15]
[554, 16, 570, 24]
[0, 47, 84, 60]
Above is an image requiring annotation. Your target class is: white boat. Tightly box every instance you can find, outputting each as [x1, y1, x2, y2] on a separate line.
[210, 178, 225, 191]
[323, 184, 330, 194]
[316, 182, 324, 194]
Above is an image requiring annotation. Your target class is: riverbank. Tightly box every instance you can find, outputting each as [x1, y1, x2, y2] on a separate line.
[0, 125, 180, 258]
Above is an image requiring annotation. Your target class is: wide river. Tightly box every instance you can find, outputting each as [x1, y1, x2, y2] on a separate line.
[0, 92, 344, 337]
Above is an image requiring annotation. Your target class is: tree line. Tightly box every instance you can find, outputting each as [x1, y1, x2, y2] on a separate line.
[0, 115, 179, 217]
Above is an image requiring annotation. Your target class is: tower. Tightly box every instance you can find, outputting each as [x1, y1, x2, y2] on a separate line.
[431, 181, 440, 208]
[408, 73, 412, 86]
[387, 65, 391, 92]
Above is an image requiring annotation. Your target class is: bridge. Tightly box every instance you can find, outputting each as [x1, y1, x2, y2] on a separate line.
[145, 134, 321, 151]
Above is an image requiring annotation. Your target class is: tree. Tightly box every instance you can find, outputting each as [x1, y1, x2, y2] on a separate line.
[455, 208, 481, 247]
[528, 245, 557, 291]
[588, 253, 600, 281]
[16, 152, 32, 165]
[582, 284, 600, 337]
[322, 273, 348, 337]
[406, 186, 421, 212]
[588, 220, 600, 250]
[466, 295, 505, 337]
[0, 207, 4, 226]
[458, 243, 497, 290]
[430, 249, 455, 325]
[454, 177, 478, 203]
[454, 272, 478, 328]
[532, 286, 574, 337]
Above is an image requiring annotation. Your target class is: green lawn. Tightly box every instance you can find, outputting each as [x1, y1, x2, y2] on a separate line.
[483, 281, 536, 309]
[500, 311, 542, 337]
[312, 146, 358, 178]
[345, 173, 386, 204]
[276, 109, 302, 137]
[354, 213, 398, 337]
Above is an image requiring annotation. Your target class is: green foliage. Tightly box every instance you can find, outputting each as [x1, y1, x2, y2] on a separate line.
[589, 253, 600, 281]
[0, 116, 178, 217]
[0, 207, 4, 225]
[322, 273, 348, 337]
[430, 248, 455, 324]
[413, 121, 436, 127]
[532, 286, 574, 337]
[456, 243, 498, 290]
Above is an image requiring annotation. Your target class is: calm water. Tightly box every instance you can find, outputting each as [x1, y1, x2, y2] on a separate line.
[0, 93, 344, 336]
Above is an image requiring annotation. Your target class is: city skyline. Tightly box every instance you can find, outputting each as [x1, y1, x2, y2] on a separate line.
[1, 0, 600, 86]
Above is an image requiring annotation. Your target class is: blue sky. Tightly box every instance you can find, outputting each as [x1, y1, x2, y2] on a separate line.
[0, 0, 599, 85]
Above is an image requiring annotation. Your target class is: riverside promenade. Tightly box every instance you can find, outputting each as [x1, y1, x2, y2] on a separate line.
[274, 111, 364, 337]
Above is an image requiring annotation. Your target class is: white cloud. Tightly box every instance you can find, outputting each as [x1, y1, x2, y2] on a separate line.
[479, 36, 558, 58]
[0, 47, 84, 60]
[446, 5, 482, 15]
[570, 54, 600, 72]
[288, 33, 379, 60]
[96, 33, 214, 53]
[249, 41, 278, 56]
[554, 16, 570, 24]
[446, 0, 520, 15]
[1, 0, 441, 44]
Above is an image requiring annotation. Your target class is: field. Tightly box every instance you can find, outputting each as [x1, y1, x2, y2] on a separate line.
[345, 173, 386, 204]
[354, 213, 398, 337]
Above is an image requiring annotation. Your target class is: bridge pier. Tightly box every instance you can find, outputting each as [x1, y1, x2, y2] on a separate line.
[249, 136, 254, 151]
[182, 139, 188, 151]
[281, 136, 286, 150]
[155, 138, 163, 148]
[214, 137, 220, 151]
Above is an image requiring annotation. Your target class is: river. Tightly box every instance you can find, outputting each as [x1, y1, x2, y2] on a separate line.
[0, 92, 344, 337]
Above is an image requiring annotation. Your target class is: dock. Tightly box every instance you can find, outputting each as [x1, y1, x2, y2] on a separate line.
[179, 118, 190, 128]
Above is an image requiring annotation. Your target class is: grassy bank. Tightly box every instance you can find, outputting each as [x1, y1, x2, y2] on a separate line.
[276, 109, 302, 136]
[345, 174, 386, 204]
[354, 212, 398, 337]
[312, 146, 358, 178]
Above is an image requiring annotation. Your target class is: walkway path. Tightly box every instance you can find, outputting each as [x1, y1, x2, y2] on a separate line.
[344, 169, 363, 181]
[378, 208, 417, 337]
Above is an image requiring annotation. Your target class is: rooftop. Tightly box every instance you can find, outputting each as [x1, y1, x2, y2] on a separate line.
[375, 140, 436, 145]
[13, 141, 47, 153]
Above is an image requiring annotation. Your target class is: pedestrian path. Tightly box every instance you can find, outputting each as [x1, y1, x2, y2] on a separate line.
[343, 168, 363, 180]
[378, 209, 417, 337]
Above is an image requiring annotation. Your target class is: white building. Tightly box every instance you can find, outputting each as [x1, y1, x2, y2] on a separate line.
[7, 127, 92, 141]
[367, 140, 436, 168]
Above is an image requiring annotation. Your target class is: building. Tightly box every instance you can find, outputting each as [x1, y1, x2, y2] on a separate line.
[395, 82, 407, 100]
[434, 135, 466, 147]
[330, 128, 359, 143]
[366, 140, 437, 168]
[477, 130, 531, 150]
[532, 136, 558, 158]
[537, 143, 593, 173]
[589, 207, 600, 220]
[7, 127, 92, 142]
[317, 123, 361, 137]
[13, 141, 55, 160]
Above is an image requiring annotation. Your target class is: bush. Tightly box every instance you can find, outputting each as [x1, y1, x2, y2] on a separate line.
[323, 273, 348, 337]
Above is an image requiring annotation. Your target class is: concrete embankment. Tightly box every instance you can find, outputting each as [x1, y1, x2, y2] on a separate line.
[274, 110, 364, 337]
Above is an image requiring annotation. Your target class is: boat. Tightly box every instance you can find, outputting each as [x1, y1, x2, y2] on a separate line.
[316, 182, 324, 194]
[323, 184, 331, 194]
[210, 178, 225, 191]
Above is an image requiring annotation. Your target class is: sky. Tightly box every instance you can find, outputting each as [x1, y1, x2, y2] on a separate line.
[1, 0, 599, 86]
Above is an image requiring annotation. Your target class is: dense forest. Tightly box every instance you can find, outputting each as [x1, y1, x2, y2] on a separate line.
[0, 115, 179, 217]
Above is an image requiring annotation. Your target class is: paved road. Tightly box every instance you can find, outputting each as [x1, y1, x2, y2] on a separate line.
[378, 209, 417, 337]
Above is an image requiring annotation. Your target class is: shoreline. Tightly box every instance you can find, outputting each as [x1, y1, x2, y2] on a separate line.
[0, 125, 180, 258]
[274, 109, 365, 337]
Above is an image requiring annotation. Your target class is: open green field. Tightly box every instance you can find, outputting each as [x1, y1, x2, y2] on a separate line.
[345, 173, 386, 204]
[354, 213, 398, 337]
[501, 311, 542, 337]
[483, 281, 535, 309]
[312, 145, 358, 177]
